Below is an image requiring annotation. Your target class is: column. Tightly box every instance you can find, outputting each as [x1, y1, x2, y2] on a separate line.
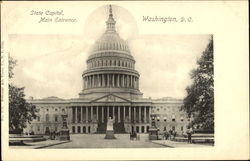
[112, 106, 115, 119]
[117, 74, 120, 87]
[96, 75, 98, 87]
[72, 107, 75, 123]
[127, 75, 130, 88]
[75, 107, 77, 123]
[149, 106, 152, 122]
[139, 106, 141, 123]
[112, 74, 115, 87]
[80, 107, 82, 122]
[89, 76, 91, 88]
[82, 78, 85, 89]
[85, 77, 87, 89]
[86, 106, 88, 123]
[107, 74, 109, 87]
[91, 106, 93, 122]
[101, 74, 104, 87]
[102, 106, 104, 123]
[99, 74, 101, 87]
[92, 75, 95, 87]
[137, 78, 139, 89]
[86, 77, 88, 88]
[134, 106, 136, 122]
[96, 106, 99, 122]
[107, 106, 109, 118]
[130, 75, 133, 88]
[123, 106, 126, 122]
[129, 106, 131, 122]
[122, 74, 124, 87]
[134, 77, 136, 89]
[144, 106, 146, 123]
[118, 106, 120, 123]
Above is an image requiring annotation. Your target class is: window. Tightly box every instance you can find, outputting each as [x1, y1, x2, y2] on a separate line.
[62, 109, 65, 112]
[46, 114, 49, 122]
[181, 126, 184, 131]
[181, 116, 184, 122]
[55, 126, 58, 132]
[46, 109, 49, 112]
[157, 108, 159, 111]
[55, 109, 58, 111]
[55, 115, 58, 122]
[163, 116, 167, 122]
[37, 126, 40, 131]
[37, 116, 40, 122]
[172, 114, 175, 122]
[78, 126, 81, 133]
[157, 116, 160, 121]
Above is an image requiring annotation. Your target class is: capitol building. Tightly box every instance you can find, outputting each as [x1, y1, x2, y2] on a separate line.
[24, 6, 190, 135]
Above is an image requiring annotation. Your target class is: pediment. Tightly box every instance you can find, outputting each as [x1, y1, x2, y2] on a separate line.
[91, 94, 131, 103]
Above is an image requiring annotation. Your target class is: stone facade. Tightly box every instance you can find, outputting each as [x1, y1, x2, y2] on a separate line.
[24, 5, 190, 136]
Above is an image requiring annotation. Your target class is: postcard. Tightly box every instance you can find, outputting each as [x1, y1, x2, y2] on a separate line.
[1, 1, 249, 160]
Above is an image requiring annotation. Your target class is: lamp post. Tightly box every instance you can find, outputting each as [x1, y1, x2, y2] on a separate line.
[148, 113, 159, 140]
[59, 110, 70, 141]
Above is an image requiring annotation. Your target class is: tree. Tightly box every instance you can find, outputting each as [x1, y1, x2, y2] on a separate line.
[181, 36, 214, 130]
[9, 56, 38, 134]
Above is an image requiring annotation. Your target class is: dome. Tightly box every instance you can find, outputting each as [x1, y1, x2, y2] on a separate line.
[92, 32, 130, 54]
[90, 5, 130, 55]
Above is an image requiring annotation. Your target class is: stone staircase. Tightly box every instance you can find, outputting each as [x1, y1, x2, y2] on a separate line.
[96, 122, 126, 133]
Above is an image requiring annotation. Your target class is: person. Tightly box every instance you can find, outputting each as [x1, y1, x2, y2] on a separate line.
[134, 131, 137, 141]
[166, 131, 170, 140]
[187, 127, 193, 143]
[172, 130, 177, 141]
[169, 129, 173, 140]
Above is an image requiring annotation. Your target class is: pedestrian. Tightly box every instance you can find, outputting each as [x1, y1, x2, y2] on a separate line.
[173, 130, 177, 141]
[169, 129, 173, 140]
[187, 127, 193, 143]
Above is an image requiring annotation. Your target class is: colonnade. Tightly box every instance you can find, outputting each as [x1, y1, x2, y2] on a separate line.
[71, 106, 151, 124]
[83, 74, 139, 89]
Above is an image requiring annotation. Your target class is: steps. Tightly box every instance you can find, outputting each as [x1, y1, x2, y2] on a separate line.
[113, 122, 125, 133]
[96, 122, 126, 133]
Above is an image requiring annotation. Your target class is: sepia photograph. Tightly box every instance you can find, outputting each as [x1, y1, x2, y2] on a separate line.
[8, 4, 213, 149]
[1, 1, 248, 160]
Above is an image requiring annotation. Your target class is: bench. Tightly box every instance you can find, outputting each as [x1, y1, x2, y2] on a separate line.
[191, 133, 214, 143]
[9, 135, 46, 145]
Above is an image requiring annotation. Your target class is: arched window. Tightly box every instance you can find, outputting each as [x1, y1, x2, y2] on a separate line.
[172, 114, 176, 122]
[55, 115, 58, 122]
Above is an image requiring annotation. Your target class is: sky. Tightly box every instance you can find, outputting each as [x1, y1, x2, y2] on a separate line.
[9, 5, 211, 100]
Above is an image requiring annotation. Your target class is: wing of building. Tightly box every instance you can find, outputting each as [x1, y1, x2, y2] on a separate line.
[25, 5, 190, 135]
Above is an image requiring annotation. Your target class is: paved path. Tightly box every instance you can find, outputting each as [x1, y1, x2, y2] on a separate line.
[10, 134, 213, 149]
[46, 134, 167, 148]
[10, 140, 70, 149]
[152, 140, 214, 148]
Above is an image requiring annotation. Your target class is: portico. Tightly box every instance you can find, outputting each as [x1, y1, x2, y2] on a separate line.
[70, 98, 152, 134]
